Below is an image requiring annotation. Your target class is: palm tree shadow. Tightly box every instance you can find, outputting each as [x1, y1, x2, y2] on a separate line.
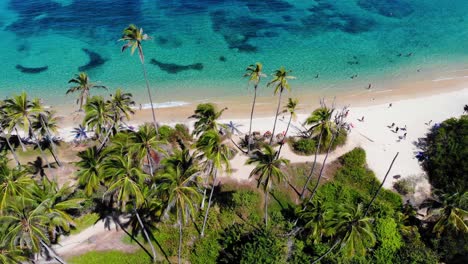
[287, 181, 301, 196]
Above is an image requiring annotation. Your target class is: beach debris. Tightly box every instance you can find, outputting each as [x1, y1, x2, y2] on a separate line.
[15, 64, 48, 74]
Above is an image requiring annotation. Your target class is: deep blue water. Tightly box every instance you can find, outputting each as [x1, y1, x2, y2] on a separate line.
[1, 0, 468, 107]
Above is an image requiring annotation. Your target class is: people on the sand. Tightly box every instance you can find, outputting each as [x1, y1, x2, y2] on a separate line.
[388, 103, 392, 108]
[425, 120, 432, 126]
[358, 116, 364, 122]
[367, 83, 372, 89]
[388, 122, 395, 128]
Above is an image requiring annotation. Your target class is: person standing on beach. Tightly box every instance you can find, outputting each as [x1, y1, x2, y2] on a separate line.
[139, 103, 142, 110]
[389, 103, 392, 108]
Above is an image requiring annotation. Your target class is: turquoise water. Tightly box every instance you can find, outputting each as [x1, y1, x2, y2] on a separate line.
[1, 0, 468, 107]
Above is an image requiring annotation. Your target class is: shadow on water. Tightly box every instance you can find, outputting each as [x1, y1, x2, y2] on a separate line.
[150, 59, 203, 74]
[78, 48, 107, 72]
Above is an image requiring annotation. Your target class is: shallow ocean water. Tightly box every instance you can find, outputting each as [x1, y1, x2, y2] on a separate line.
[0, 0, 467, 107]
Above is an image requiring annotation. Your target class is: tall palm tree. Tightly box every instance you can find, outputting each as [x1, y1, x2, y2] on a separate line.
[277, 97, 298, 157]
[244, 62, 265, 151]
[195, 130, 231, 236]
[301, 106, 336, 200]
[157, 165, 201, 264]
[119, 24, 158, 133]
[189, 103, 227, 136]
[246, 145, 289, 226]
[66, 72, 107, 111]
[267, 67, 295, 145]
[31, 110, 62, 166]
[423, 191, 468, 235]
[324, 203, 376, 259]
[76, 146, 103, 196]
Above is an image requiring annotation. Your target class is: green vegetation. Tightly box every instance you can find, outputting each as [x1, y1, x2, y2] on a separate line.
[418, 115, 467, 193]
[69, 250, 150, 264]
[70, 213, 100, 235]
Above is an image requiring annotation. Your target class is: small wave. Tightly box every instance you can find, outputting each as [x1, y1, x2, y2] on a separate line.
[432, 76, 468, 82]
[133, 101, 190, 109]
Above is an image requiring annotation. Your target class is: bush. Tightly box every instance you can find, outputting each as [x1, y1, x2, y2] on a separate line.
[373, 217, 403, 264]
[339, 147, 366, 167]
[190, 233, 221, 264]
[395, 242, 438, 264]
[418, 115, 468, 193]
[292, 138, 316, 155]
[232, 189, 261, 220]
[393, 178, 415, 195]
[158, 125, 175, 141]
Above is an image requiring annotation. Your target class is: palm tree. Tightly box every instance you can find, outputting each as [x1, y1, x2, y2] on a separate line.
[102, 153, 158, 262]
[189, 103, 227, 136]
[195, 130, 231, 236]
[119, 24, 158, 132]
[244, 62, 265, 151]
[423, 191, 468, 235]
[0, 200, 66, 263]
[324, 203, 376, 259]
[157, 164, 201, 264]
[3, 93, 53, 171]
[83, 96, 113, 141]
[0, 161, 34, 214]
[31, 110, 62, 166]
[246, 145, 289, 226]
[72, 125, 88, 143]
[32, 178, 83, 243]
[277, 97, 298, 157]
[267, 67, 295, 145]
[0, 103, 21, 166]
[66, 72, 107, 111]
[76, 146, 103, 196]
[129, 123, 164, 177]
[108, 88, 135, 126]
[0, 244, 27, 264]
[298, 198, 329, 244]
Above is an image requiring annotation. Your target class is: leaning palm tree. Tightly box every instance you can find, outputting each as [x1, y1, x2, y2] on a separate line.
[31, 110, 62, 166]
[157, 165, 201, 264]
[195, 130, 232, 236]
[102, 153, 157, 262]
[66, 72, 107, 111]
[119, 24, 158, 132]
[3, 93, 53, 171]
[267, 67, 295, 145]
[244, 62, 266, 151]
[246, 145, 289, 226]
[0, 199, 66, 263]
[277, 97, 298, 157]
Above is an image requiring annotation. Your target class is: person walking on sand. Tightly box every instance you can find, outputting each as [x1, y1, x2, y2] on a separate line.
[395, 127, 399, 133]
[358, 116, 364, 122]
[388, 103, 392, 108]
[139, 103, 142, 111]
[403, 132, 407, 139]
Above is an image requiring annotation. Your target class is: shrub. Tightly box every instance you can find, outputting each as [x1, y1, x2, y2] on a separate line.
[232, 189, 261, 220]
[393, 178, 415, 195]
[395, 241, 438, 264]
[418, 115, 468, 193]
[190, 233, 221, 264]
[373, 217, 403, 264]
[339, 147, 366, 167]
[158, 125, 174, 141]
[292, 138, 316, 155]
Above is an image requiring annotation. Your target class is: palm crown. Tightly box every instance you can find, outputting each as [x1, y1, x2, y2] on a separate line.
[67, 72, 107, 111]
[267, 66, 295, 94]
[120, 24, 150, 63]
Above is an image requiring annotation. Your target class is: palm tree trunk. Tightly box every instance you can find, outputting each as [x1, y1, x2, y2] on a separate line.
[135, 209, 157, 263]
[146, 148, 154, 177]
[0, 124, 21, 166]
[40, 117, 61, 167]
[14, 128, 27, 152]
[248, 85, 258, 152]
[201, 168, 217, 237]
[200, 162, 212, 210]
[264, 186, 269, 227]
[141, 63, 158, 134]
[40, 239, 67, 264]
[364, 152, 399, 217]
[97, 125, 114, 152]
[178, 209, 183, 264]
[27, 119, 53, 173]
[276, 112, 292, 157]
[270, 90, 283, 145]
[311, 239, 341, 264]
[306, 130, 337, 205]
[300, 127, 324, 199]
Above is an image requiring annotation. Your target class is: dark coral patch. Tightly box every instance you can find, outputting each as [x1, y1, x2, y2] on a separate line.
[16, 64, 48, 74]
[150, 59, 203, 74]
[357, 0, 413, 18]
[78, 48, 106, 72]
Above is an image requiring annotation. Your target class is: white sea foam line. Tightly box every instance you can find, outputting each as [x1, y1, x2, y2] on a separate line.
[374, 89, 393, 93]
[132, 101, 190, 109]
[432, 75, 468, 82]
